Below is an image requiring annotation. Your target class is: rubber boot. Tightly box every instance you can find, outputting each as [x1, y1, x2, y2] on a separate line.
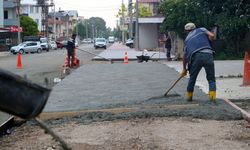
[186, 92, 193, 102]
[209, 91, 216, 102]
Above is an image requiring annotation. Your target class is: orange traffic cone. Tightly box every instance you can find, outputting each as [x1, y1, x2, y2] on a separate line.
[124, 52, 128, 64]
[243, 50, 250, 86]
[16, 52, 23, 69]
[63, 56, 69, 67]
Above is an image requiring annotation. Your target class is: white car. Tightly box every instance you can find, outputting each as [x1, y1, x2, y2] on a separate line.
[126, 38, 134, 48]
[10, 41, 42, 54]
[49, 41, 57, 50]
[94, 38, 107, 49]
[40, 37, 49, 51]
[82, 38, 92, 44]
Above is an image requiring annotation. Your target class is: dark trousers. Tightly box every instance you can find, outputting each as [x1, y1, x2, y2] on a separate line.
[67, 51, 74, 68]
[165, 46, 171, 58]
[187, 52, 216, 92]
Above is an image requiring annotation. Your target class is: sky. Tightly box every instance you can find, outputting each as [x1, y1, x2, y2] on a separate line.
[54, 0, 130, 28]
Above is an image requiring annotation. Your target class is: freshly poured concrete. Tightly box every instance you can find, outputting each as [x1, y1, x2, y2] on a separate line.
[44, 63, 241, 121]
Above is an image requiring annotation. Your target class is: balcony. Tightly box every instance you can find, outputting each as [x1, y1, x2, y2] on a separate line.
[4, 19, 18, 26]
[3, 1, 16, 8]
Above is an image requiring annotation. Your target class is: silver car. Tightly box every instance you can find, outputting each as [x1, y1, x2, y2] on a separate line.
[10, 41, 42, 54]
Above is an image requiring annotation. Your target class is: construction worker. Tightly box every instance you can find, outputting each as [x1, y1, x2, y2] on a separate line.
[181, 23, 216, 102]
[66, 34, 76, 68]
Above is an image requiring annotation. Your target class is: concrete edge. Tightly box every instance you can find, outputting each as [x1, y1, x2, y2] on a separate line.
[223, 98, 250, 123]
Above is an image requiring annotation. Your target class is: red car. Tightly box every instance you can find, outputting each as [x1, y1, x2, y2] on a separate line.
[56, 41, 67, 49]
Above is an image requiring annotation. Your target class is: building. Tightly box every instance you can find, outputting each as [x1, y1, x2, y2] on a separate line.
[0, 0, 19, 51]
[48, 10, 78, 41]
[137, 0, 164, 50]
[20, 0, 42, 31]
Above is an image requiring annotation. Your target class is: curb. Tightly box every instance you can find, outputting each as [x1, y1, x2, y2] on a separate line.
[223, 98, 250, 123]
[0, 52, 11, 57]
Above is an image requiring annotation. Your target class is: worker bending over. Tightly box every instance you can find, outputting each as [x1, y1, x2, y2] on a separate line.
[181, 22, 216, 102]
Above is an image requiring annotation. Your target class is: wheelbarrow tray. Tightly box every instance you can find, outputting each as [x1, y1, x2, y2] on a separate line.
[0, 69, 51, 119]
[136, 55, 150, 62]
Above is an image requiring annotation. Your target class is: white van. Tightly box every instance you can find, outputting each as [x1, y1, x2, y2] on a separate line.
[108, 36, 115, 43]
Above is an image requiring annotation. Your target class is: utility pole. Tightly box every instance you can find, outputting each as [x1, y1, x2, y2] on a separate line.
[50, 0, 56, 41]
[85, 20, 88, 39]
[36, 0, 53, 38]
[135, 0, 139, 50]
[122, 0, 125, 44]
[14, 0, 21, 44]
[128, 0, 133, 39]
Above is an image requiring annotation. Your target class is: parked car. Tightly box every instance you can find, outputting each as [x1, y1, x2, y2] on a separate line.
[40, 37, 49, 51]
[49, 41, 57, 50]
[82, 38, 92, 44]
[23, 36, 49, 51]
[94, 38, 107, 49]
[126, 38, 134, 48]
[56, 40, 67, 49]
[10, 41, 42, 54]
[75, 40, 79, 47]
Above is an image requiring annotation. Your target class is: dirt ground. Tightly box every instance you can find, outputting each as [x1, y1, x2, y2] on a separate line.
[0, 117, 250, 150]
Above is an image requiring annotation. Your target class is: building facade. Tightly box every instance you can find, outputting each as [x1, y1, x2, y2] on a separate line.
[48, 10, 78, 41]
[20, 0, 42, 31]
[0, 0, 18, 51]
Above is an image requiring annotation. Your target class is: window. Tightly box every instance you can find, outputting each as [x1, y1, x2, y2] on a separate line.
[4, 10, 8, 19]
[30, 6, 34, 13]
[35, 7, 39, 13]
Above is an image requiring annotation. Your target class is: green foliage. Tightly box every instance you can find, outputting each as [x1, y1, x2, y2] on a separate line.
[20, 16, 39, 37]
[74, 23, 86, 39]
[159, 0, 250, 55]
[88, 17, 107, 38]
[75, 17, 109, 39]
[139, 6, 152, 17]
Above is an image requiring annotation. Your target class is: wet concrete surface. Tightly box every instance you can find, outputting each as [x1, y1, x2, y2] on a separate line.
[43, 63, 242, 123]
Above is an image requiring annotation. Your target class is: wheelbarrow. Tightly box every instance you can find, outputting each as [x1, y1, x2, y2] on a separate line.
[0, 69, 71, 150]
[136, 52, 156, 63]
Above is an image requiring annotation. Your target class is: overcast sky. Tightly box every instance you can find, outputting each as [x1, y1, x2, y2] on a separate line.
[54, 0, 130, 28]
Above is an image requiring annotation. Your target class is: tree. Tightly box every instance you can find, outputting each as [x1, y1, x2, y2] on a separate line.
[88, 17, 107, 38]
[139, 5, 152, 17]
[159, 0, 250, 54]
[20, 16, 39, 37]
[73, 22, 86, 39]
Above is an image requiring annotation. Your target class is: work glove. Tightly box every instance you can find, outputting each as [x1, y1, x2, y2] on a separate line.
[181, 69, 187, 77]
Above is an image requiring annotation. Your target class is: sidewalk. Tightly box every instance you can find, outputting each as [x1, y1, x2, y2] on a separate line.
[163, 60, 250, 100]
[93, 43, 167, 61]
[0, 51, 10, 57]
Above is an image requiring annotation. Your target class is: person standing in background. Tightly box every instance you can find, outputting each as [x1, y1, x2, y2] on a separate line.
[164, 32, 172, 61]
[66, 34, 76, 68]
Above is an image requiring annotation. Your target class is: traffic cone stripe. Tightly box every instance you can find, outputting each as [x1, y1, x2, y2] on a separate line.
[16, 52, 23, 69]
[124, 52, 128, 64]
[243, 50, 250, 86]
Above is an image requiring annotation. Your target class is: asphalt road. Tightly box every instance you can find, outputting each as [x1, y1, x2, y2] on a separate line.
[0, 43, 105, 86]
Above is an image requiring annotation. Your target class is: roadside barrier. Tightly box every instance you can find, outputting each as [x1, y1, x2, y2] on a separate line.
[16, 52, 23, 69]
[63, 48, 80, 68]
[243, 50, 250, 86]
[124, 52, 128, 64]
